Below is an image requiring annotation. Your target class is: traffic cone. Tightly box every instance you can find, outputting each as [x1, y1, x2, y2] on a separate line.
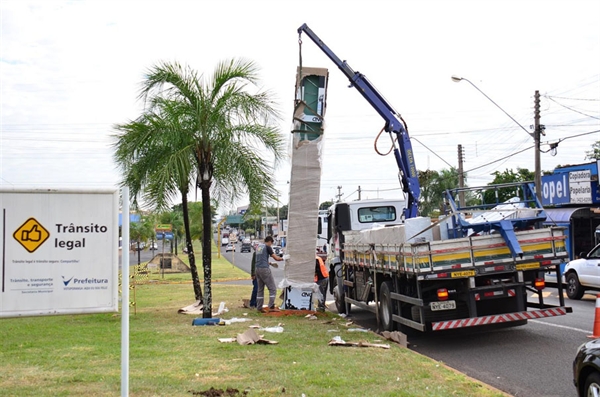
[589, 294, 600, 339]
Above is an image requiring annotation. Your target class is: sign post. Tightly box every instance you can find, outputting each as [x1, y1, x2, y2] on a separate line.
[121, 187, 130, 397]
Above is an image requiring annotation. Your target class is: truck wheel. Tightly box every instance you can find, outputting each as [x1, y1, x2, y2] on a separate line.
[333, 279, 347, 314]
[566, 272, 585, 300]
[379, 281, 394, 331]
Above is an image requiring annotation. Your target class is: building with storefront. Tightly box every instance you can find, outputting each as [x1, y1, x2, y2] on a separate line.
[541, 160, 600, 259]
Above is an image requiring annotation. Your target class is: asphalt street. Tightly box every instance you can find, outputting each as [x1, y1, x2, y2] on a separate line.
[118, 239, 173, 266]
[218, 241, 594, 396]
[346, 289, 595, 397]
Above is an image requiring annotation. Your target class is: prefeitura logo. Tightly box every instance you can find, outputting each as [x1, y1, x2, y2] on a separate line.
[13, 218, 50, 253]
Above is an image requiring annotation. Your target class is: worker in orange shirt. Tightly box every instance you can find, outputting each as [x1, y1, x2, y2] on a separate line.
[315, 255, 329, 312]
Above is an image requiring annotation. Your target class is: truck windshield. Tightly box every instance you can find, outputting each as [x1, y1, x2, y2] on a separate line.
[358, 206, 397, 223]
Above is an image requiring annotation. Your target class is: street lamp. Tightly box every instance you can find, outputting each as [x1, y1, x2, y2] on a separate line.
[451, 75, 542, 201]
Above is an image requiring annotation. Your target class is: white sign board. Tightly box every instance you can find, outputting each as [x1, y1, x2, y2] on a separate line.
[569, 170, 592, 204]
[0, 189, 119, 317]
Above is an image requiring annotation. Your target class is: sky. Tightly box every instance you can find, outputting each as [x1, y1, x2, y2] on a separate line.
[1, 0, 599, 215]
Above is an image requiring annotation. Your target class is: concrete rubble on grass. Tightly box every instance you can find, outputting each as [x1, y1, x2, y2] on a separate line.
[382, 331, 409, 348]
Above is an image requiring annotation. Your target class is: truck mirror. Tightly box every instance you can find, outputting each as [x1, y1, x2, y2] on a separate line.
[317, 217, 322, 235]
[335, 203, 351, 231]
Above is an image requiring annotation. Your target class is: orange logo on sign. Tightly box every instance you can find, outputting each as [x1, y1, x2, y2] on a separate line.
[13, 218, 50, 253]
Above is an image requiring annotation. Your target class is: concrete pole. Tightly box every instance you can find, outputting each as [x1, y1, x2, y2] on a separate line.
[458, 144, 465, 208]
[534, 90, 542, 202]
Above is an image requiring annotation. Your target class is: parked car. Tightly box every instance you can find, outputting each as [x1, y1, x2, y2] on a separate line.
[149, 242, 158, 251]
[272, 245, 283, 255]
[564, 242, 600, 300]
[135, 242, 146, 250]
[573, 338, 600, 396]
[225, 243, 236, 252]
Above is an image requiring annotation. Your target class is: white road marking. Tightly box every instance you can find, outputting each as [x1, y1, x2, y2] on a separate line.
[529, 319, 591, 334]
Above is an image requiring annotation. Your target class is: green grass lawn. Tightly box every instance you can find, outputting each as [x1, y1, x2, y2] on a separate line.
[0, 253, 507, 397]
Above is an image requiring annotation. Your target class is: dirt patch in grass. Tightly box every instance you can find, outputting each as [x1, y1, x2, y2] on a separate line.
[188, 387, 248, 396]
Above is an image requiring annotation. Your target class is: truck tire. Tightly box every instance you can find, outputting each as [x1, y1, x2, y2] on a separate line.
[379, 281, 394, 332]
[566, 272, 585, 300]
[333, 283, 348, 314]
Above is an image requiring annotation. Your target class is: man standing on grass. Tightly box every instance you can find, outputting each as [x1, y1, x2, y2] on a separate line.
[255, 236, 284, 312]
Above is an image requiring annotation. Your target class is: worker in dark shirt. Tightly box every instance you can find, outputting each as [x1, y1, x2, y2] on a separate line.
[249, 250, 258, 308]
[255, 236, 284, 312]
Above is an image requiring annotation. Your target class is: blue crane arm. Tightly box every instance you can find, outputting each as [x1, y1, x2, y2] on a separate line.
[298, 23, 420, 219]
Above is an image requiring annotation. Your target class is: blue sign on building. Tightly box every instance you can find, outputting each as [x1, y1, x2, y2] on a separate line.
[540, 161, 600, 206]
[541, 173, 570, 206]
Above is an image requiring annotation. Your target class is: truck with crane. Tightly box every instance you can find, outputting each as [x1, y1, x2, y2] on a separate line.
[297, 23, 571, 333]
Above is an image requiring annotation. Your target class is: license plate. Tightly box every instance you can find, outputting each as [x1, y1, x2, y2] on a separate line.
[451, 270, 476, 278]
[516, 263, 539, 271]
[430, 300, 456, 311]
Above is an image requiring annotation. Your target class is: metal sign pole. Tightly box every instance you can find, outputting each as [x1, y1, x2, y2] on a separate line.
[121, 187, 130, 397]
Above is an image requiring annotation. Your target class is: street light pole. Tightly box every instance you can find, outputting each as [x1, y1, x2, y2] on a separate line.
[451, 76, 541, 200]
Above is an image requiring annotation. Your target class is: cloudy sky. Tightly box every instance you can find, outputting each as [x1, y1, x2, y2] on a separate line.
[1, 0, 599, 213]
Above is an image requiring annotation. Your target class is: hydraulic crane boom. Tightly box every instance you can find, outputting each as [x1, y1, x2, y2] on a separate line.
[298, 23, 420, 219]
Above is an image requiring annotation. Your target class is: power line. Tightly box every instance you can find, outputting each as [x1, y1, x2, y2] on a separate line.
[411, 137, 454, 168]
[544, 96, 600, 120]
[362, 187, 402, 192]
[546, 95, 600, 102]
[464, 145, 534, 173]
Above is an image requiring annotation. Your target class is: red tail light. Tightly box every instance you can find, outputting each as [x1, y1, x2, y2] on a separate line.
[437, 288, 449, 301]
[534, 278, 545, 290]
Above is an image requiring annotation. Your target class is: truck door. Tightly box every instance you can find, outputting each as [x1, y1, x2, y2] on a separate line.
[580, 244, 600, 287]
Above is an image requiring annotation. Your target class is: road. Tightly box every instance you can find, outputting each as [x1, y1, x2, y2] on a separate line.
[118, 239, 172, 267]
[218, 239, 594, 396]
[346, 289, 595, 397]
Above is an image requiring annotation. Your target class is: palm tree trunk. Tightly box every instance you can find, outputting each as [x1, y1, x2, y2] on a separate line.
[182, 193, 203, 302]
[201, 184, 212, 318]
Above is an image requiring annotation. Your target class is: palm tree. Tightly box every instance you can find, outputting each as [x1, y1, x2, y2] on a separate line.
[120, 59, 285, 317]
[130, 216, 155, 266]
[114, 98, 205, 303]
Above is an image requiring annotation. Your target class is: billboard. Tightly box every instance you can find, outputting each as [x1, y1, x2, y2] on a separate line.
[0, 189, 119, 317]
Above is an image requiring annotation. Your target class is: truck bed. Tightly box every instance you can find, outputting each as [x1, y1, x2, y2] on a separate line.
[343, 226, 567, 276]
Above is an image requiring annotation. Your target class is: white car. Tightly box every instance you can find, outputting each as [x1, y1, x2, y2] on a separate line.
[564, 242, 600, 300]
[225, 243, 236, 252]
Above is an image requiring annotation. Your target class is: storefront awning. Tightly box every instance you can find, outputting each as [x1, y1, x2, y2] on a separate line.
[543, 207, 593, 225]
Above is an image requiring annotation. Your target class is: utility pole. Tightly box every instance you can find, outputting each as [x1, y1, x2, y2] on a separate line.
[457, 144, 466, 207]
[336, 186, 343, 203]
[534, 90, 543, 202]
[358, 185, 362, 200]
[276, 192, 280, 242]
